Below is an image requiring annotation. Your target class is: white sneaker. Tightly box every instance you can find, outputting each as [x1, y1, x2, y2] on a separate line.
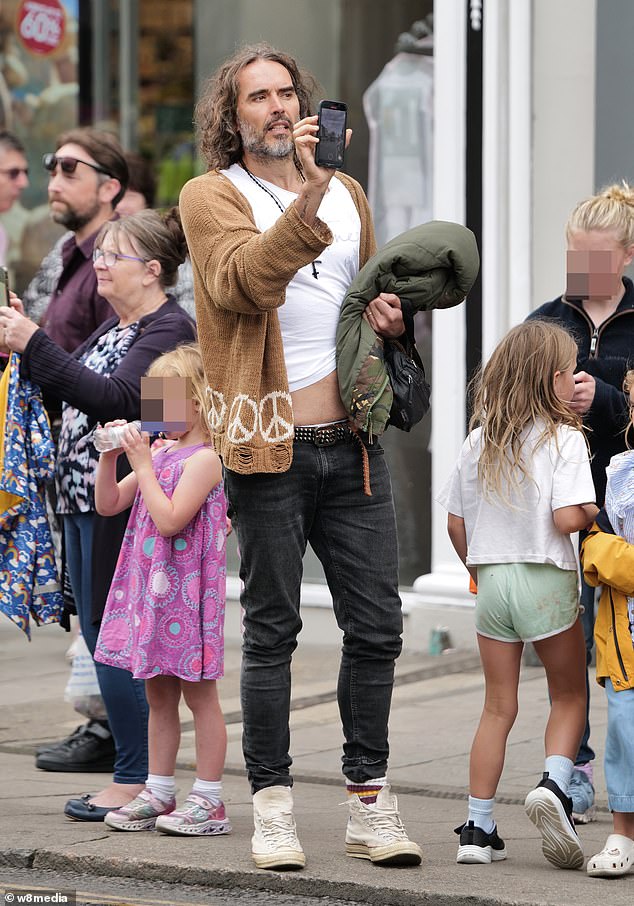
[251, 786, 306, 870]
[345, 784, 422, 866]
[587, 834, 634, 878]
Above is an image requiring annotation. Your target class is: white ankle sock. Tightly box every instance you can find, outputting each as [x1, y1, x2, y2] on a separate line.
[544, 755, 574, 795]
[468, 795, 495, 834]
[146, 773, 176, 802]
[192, 778, 222, 805]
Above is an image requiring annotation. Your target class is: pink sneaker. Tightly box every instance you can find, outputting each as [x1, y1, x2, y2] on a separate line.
[155, 792, 232, 837]
[104, 789, 176, 831]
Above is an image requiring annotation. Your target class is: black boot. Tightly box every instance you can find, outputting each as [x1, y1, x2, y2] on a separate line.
[35, 720, 115, 772]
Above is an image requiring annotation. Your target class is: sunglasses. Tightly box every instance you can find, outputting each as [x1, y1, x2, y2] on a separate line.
[42, 153, 112, 178]
[0, 167, 29, 180]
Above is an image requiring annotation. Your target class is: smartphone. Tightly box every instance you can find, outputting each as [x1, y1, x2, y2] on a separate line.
[314, 100, 347, 169]
[0, 267, 8, 306]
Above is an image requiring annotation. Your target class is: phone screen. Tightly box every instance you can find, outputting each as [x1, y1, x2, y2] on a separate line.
[0, 267, 9, 307]
[316, 103, 347, 169]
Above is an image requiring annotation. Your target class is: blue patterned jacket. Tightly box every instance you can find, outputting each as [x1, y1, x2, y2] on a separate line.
[0, 353, 63, 637]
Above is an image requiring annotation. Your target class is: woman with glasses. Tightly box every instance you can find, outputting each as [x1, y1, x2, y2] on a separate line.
[0, 208, 196, 821]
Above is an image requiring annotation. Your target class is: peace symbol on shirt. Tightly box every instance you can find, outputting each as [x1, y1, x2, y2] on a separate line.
[227, 394, 258, 443]
[259, 391, 293, 443]
[206, 387, 227, 431]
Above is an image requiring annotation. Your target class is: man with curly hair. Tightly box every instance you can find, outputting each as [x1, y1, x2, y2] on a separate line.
[180, 43, 421, 872]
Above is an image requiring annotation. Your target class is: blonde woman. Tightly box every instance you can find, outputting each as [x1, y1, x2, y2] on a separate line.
[438, 321, 598, 870]
[528, 182, 634, 824]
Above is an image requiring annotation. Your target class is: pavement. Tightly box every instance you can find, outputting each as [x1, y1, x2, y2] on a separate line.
[0, 604, 632, 906]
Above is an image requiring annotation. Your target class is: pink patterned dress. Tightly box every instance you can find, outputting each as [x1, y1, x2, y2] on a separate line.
[95, 443, 226, 681]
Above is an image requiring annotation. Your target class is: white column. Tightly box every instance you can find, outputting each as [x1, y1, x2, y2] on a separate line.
[407, 0, 473, 651]
[408, 0, 534, 651]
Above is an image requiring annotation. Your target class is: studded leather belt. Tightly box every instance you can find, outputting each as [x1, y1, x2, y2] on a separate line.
[293, 423, 353, 446]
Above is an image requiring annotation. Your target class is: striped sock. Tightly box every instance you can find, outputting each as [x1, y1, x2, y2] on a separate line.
[346, 775, 387, 805]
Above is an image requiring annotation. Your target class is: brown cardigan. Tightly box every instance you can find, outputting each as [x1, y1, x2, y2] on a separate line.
[179, 169, 376, 474]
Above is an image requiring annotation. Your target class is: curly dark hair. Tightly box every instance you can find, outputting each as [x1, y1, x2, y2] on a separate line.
[195, 43, 318, 171]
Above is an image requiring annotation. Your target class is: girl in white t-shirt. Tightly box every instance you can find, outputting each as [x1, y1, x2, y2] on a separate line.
[438, 321, 598, 871]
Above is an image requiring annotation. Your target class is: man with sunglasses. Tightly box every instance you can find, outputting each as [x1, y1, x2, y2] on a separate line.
[0, 130, 29, 265]
[36, 127, 128, 354]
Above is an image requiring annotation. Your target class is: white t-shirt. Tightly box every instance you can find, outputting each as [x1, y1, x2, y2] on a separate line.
[222, 163, 361, 391]
[437, 422, 596, 571]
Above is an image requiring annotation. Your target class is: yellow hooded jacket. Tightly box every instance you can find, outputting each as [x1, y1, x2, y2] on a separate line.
[581, 512, 634, 692]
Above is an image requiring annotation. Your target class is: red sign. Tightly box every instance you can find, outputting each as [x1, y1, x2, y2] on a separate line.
[17, 0, 66, 57]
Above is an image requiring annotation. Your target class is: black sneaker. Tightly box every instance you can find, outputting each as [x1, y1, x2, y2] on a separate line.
[454, 820, 507, 864]
[36, 722, 97, 756]
[524, 772, 584, 870]
[35, 720, 115, 772]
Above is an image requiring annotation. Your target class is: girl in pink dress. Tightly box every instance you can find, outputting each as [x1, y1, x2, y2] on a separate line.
[94, 344, 230, 837]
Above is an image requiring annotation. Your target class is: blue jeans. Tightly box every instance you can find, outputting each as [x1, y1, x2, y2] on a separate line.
[224, 437, 403, 793]
[63, 512, 148, 784]
[604, 679, 634, 811]
[576, 571, 596, 764]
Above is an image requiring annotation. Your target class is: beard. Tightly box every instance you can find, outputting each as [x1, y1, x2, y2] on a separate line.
[51, 197, 102, 233]
[238, 116, 294, 161]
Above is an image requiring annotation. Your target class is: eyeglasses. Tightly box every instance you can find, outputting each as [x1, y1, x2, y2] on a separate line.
[0, 167, 29, 180]
[93, 248, 147, 267]
[43, 153, 112, 178]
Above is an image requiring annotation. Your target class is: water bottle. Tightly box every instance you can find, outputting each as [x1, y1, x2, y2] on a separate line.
[93, 420, 142, 453]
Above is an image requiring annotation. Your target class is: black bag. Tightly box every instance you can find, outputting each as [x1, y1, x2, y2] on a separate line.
[383, 299, 430, 432]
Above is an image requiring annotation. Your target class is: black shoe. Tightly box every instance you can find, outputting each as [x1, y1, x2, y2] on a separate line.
[36, 722, 99, 756]
[35, 720, 115, 772]
[64, 793, 118, 822]
[454, 820, 507, 864]
[524, 772, 584, 870]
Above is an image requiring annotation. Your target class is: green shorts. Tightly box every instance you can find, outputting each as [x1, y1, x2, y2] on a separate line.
[475, 562, 580, 643]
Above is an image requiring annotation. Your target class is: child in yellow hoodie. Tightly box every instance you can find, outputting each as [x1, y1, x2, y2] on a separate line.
[581, 368, 634, 879]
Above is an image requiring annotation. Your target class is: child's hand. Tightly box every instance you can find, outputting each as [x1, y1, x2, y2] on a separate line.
[95, 419, 127, 459]
[102, 419, 127, 429]
[120, 424, 152, 472]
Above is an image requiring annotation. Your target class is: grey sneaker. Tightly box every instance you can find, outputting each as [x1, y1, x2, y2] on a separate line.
[569, 767, 596, 824]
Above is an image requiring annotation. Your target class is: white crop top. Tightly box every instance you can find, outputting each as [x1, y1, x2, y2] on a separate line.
[223, 163, 361, 391]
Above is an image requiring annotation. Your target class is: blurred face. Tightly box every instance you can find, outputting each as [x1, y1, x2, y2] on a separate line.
[235, 59, 299, 161]
[0, 147, 29, 212]
[47, 142, 110, 232]
[554, 359, 576, 404]
[116, 189, 148, 217]
[140, 375, 196, 437]
[566, 229, 634, 302]
[93, 231, 151, 305]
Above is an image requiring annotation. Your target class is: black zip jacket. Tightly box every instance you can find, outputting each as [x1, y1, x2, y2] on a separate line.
[528, 276, 634, 505]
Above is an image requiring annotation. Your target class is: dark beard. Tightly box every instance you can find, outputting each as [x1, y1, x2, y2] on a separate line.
[51, 201, 101, 233]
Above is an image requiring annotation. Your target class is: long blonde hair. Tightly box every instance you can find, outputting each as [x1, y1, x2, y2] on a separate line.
[145, 344, 210, 441]
[468, 321, 583, 501]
